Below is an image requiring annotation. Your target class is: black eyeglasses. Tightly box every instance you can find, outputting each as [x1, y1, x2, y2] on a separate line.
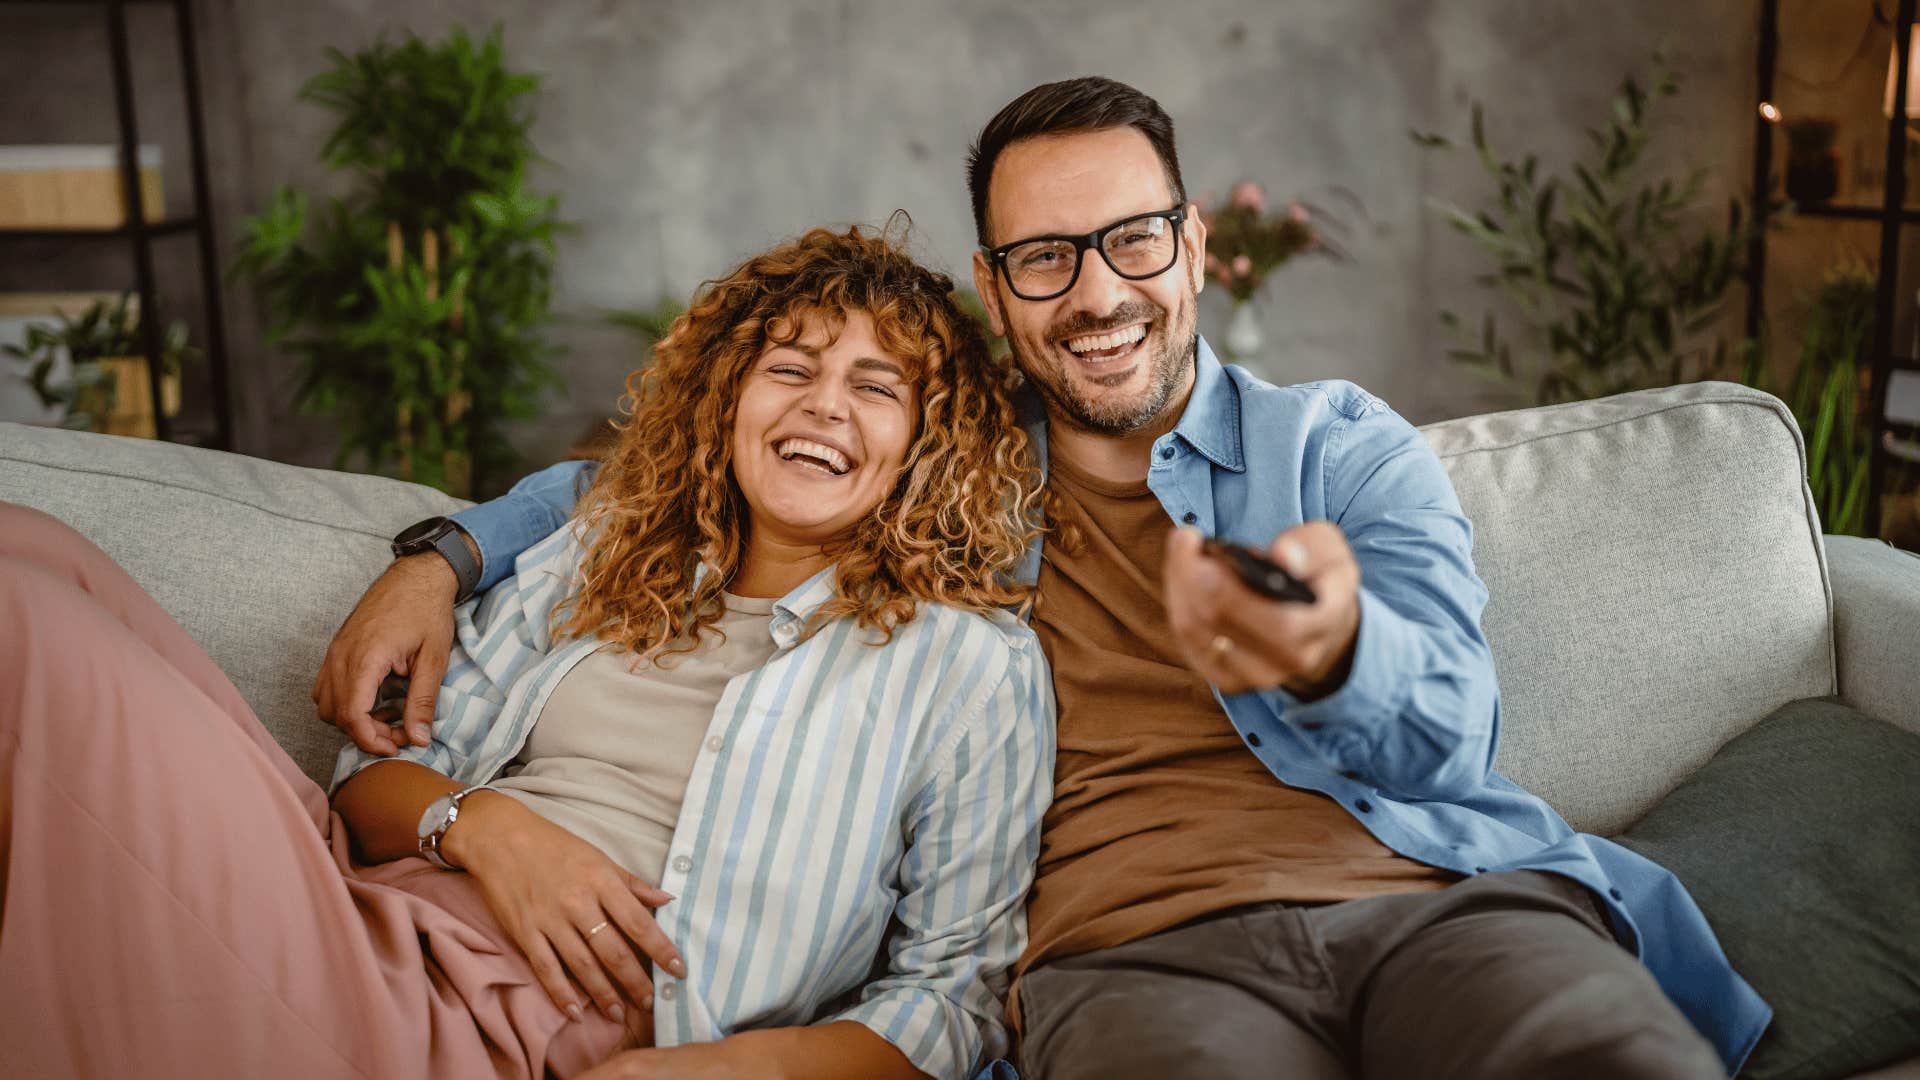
[986, 206, 1187, 301]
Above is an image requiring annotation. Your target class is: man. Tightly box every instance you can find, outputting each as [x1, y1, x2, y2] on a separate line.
[317, 78, 1765, 1078]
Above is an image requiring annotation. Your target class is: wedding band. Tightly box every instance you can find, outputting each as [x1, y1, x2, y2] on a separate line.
[586, 920, 611, 938]
[1207, 633, 1235, 660]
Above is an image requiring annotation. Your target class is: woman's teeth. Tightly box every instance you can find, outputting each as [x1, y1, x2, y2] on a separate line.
[775, 437, 851, 475]
[1064, 323, 1148, 361]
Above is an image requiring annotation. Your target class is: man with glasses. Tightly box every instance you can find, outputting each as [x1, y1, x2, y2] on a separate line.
[317, 78, 1764, 1079]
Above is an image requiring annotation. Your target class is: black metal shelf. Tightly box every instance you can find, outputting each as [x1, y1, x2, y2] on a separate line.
[1773, 201, 1920, 223]
[0, 216, 200, 241]
[0, 0, 232, 449]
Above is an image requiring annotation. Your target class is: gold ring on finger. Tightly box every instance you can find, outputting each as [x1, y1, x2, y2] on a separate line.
[585, 920, 611, 938]
[1207, 633, 1235, 661]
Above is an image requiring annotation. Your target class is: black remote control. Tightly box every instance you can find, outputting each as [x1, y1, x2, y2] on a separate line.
[1199, 535, 1317, 604]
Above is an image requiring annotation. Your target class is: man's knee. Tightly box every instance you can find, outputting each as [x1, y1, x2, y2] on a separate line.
[1521, 1020, 1726, 1080]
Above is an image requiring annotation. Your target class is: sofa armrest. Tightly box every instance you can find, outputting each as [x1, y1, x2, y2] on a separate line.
[1826, 534, 1920, 736]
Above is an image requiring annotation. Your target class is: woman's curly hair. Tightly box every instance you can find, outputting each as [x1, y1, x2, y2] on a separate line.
[554, 223, 1043, 661]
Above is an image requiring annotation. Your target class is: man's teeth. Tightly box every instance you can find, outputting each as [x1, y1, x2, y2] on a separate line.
[1065, 323, 1148, 358]
[775, 438, 851, 475]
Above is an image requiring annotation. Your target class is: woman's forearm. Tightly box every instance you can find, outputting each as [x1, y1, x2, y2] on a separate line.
[729, 1021, 928, 1080]
[330, 759, 465, 863]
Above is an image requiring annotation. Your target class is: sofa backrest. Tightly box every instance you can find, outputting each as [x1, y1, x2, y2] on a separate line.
[0, 423, 464, 786]
[1421, 381, 1834, 833]
[0, 380, 1837, 832]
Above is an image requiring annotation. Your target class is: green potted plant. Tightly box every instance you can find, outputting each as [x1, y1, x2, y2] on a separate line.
[1774, 259, 1877, 537]
[2, 293, 197, 436]
[235, 24, 563, 497]
[1414, 54, 1766, 405]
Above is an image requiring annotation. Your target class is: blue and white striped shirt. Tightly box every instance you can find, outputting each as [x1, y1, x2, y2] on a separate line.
[332, 524, 1054, 1079]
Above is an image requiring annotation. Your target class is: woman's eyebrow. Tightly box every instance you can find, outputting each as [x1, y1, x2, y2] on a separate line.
[853, 357, 906, 377]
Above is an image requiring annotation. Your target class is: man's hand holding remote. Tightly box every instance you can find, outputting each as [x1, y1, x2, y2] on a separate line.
[1162, 521, 1362, 700]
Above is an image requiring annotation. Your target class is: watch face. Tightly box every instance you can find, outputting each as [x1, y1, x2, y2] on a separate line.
[394, 517, 448, 552]
[419, 793, 456, 840]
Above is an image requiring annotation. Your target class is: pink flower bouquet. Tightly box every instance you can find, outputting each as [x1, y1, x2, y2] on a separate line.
[1201, 181, 1327, 303]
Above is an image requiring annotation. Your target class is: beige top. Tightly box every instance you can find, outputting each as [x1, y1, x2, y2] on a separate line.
[491, 593, 780, 885]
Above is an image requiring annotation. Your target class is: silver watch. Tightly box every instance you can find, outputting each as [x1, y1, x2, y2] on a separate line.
[417, 784, 491, 870]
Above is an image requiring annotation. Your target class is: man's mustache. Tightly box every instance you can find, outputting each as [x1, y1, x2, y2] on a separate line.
[1046, 301, 1165, 342]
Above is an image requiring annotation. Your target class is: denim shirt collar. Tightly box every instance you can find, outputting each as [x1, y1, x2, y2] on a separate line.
[1013, 334, 1241, 587]
[1169, 336, 1245, 473]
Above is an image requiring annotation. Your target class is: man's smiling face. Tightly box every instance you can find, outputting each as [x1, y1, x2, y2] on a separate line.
[972, 125, 1207, 436]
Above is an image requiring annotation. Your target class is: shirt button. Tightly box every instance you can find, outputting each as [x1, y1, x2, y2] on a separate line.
[1159, 446, 1175, 461]
[705, 735, 724, 753]
[1182, 511, 1197, 524]
[1246, 731, 1262, 747]
[659, 982, 678, 1001]
[671, 855, 693, 874]
[1609, 887, 1624, 901]
[1354, 799, 1372, 813]
[1341, 770, 1362, 781]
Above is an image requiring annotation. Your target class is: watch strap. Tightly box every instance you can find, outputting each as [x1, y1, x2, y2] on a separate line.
[393, 517, 482, 604]
[429, 522, 482, 604]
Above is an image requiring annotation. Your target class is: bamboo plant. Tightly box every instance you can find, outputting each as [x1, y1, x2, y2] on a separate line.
[235, 24, 562, 496]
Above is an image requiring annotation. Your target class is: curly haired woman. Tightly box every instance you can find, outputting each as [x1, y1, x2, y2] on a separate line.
[0, 226, 1053, 1080]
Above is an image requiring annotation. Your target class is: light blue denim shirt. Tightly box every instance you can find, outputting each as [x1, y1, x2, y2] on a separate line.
[454, 337, 1770, 1073]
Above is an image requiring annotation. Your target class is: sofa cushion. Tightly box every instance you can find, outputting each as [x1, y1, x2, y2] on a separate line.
[0, 423, 467, 786]
[1420, 382, 1834, 833]
[1614, 698, 1920, 1080]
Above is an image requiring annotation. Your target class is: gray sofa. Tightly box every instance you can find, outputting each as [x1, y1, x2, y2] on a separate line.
[3, 379, 1917, 1079]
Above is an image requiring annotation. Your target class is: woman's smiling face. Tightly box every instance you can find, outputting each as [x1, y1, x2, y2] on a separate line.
[729, 309, 920, 550]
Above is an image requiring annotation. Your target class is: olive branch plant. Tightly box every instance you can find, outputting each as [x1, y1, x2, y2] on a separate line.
[1413, 55, 1768, 406]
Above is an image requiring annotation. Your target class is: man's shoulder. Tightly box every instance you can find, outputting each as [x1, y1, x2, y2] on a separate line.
[1225, 367, 1391, 424]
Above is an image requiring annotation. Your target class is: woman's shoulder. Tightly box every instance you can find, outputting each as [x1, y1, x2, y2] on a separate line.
[893, 600, 1043, 670]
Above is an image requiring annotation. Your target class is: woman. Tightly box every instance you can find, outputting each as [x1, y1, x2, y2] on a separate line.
[0, 226, 1052, 1080]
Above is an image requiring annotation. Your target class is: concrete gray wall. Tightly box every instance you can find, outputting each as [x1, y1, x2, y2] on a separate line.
[1, 0, 1763, 481]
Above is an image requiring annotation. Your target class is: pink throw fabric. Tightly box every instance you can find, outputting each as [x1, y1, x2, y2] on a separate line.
[0, 503, 627, 1079]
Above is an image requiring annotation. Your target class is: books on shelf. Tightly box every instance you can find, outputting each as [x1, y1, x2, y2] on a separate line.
[0, 146, 164, 229]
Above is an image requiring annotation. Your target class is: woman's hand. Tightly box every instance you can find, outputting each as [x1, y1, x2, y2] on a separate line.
[444, 791, 687, 1024]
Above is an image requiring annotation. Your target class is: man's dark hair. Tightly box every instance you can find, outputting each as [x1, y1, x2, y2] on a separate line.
[966, 76, 1187, 249]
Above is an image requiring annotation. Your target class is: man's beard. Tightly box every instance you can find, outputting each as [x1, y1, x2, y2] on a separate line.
[1014, 298, 1198, 436]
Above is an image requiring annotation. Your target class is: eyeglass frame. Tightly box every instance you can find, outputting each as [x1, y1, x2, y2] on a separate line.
[984, 205, 1190, 302]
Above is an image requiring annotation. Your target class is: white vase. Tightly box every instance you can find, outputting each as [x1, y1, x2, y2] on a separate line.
[1224, 300, 1263, 362]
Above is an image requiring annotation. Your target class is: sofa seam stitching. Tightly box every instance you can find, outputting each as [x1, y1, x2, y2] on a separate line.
[0, 454, 409, 541]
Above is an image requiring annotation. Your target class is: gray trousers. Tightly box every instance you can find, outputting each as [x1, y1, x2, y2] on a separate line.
[1017, 870, 1727, 1080]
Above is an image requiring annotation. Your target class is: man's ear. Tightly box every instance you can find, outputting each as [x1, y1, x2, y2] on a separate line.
[1184, 202, 1208, 296]
[971, 251, 1008, 338]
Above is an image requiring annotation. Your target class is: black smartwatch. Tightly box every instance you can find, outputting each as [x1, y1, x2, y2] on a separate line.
[391, 517, 482, 603]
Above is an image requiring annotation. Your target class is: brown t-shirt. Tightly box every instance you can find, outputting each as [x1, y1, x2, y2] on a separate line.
[1018, 451, 1457, 984]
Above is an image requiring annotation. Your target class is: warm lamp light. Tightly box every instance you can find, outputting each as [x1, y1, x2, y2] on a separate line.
[1886, 24, 1920, 117]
